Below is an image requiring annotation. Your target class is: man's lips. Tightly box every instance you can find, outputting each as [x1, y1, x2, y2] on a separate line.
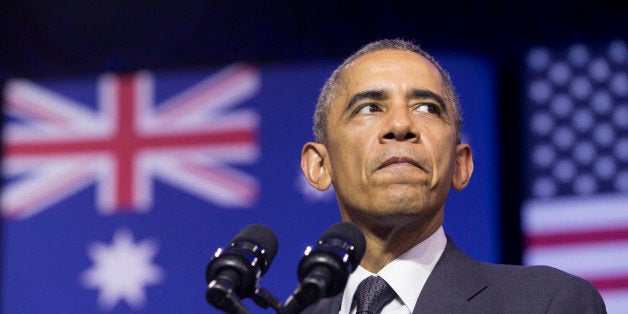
[377, 156, 426, 172]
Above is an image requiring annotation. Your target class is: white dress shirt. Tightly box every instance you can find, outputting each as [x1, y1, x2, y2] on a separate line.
[339, 226, 447, 314]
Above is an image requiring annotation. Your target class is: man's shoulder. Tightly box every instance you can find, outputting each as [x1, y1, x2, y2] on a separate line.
[435, 238, 606, 312]
[470, 262, 606, 312]
[480, 261, 579, 279]
[443, 236, 596, 291]
[478, 261, 596, 291]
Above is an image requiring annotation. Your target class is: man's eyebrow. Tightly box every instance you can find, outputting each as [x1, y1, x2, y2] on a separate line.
[410, 89, 448, 114]
[345, 89, 387, 112]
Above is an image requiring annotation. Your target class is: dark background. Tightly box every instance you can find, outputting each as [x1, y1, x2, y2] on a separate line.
[1, 0, 627, 265]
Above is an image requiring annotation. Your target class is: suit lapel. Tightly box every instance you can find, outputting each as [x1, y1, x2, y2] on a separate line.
[413, 237, 488, 313]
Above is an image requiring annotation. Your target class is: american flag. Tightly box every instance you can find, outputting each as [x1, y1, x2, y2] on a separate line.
[2, 63, 260, 219]
[522, 40, 628, 313]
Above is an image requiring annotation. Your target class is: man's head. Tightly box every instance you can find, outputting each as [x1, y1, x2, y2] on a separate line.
[313, 39, 462, 146]
[301, 39, 474, 230]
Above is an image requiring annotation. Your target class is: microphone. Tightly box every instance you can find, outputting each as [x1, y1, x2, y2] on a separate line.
[281, 222, 366, 313]
[205, 224, 279, 313]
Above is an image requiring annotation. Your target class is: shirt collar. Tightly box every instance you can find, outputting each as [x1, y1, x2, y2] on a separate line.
[340, 226, 447, 313]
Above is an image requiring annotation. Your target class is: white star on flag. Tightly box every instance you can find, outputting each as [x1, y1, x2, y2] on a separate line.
[81, 228, 164, 311]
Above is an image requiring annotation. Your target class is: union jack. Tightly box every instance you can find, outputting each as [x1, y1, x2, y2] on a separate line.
[2, 63, 260, 219]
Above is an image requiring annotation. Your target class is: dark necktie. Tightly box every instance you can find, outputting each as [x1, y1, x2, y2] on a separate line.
[353, 275, 397, 314]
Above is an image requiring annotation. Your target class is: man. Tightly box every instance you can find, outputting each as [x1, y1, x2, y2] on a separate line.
[299, 39, 606, 313]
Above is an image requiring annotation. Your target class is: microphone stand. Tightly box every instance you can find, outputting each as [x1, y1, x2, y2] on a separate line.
[279, 265, 332, 314]
[251, 287, 283, 312]
[206, 275, 251, 314]
[206, 281, 283, 314]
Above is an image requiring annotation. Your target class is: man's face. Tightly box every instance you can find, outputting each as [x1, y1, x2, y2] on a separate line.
[319, 49, 471, 225]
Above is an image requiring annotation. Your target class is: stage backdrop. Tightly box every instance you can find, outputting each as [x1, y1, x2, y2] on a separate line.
[1, 54, 497, 313]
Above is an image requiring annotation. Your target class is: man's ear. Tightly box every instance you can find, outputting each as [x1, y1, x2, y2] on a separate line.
[301, 142, 333, 191]
[451, 143, 473, 191]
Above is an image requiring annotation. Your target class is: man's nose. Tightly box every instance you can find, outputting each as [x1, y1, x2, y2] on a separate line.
[379, 105, 419, 142]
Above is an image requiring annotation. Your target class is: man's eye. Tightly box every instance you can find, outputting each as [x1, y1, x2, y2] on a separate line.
[417, 103, 441, 115]
[356, 103, 382, 114]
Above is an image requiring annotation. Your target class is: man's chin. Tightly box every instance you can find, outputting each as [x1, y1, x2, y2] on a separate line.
[359, 202, 442, 226]
[363, 210, 424, 227]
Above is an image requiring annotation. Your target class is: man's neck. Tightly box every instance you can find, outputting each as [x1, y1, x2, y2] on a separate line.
[357, 210, 444, 272]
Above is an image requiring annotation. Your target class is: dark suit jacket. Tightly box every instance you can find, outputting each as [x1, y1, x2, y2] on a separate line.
[303, 238, 606, 313]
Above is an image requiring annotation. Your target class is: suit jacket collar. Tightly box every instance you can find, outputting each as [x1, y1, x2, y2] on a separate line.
[413, 237, 488, 312]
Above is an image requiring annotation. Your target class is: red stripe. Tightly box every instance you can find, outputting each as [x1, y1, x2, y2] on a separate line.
[181, 161, 257, 204]
[160, 64, 253, 115]
[525, 227, 628, 248]
[115, 75, 136, 212]
[589, 275, 628, 291]
[4, 170, 93, 219]
[5, 130, 255, 155]
[8, 93, 70, 124]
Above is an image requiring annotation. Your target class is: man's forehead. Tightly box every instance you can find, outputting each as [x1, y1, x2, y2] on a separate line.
[338, 49, 445, 96]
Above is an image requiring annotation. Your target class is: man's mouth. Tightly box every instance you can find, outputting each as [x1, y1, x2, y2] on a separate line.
[377, 156, 424, 171]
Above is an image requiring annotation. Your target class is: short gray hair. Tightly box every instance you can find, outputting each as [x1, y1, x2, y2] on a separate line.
[313, 39, 462, 145]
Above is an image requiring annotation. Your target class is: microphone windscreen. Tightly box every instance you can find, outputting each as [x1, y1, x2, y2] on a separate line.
[232, 224, 279, 263]
[319, 222, 366, 266]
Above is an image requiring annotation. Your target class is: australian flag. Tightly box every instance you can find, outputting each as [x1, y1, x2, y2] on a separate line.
[0, 62, 346, 313]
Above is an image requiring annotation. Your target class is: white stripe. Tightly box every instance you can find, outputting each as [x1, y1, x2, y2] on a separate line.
[149, 154, 257, 207]
[522, 194, 628, 235]
[600, 289, 628, 314]
[145, 109, 259, 135]
[143, 145, 258, 163]
[152, 64, 260, 129]
[94, 155, 116, 214]
[5, 79, 97, 123]
[523, 239, 628, 278]
[1, 156, 98, 218]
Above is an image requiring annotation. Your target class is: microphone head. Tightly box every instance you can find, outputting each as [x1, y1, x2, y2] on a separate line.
[296, 221, 366, 298]
[318, 222, 365, 268]
[205, 223, 278, 299]
[281, 221, 365, 312]
[232, 223, 279, 266]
